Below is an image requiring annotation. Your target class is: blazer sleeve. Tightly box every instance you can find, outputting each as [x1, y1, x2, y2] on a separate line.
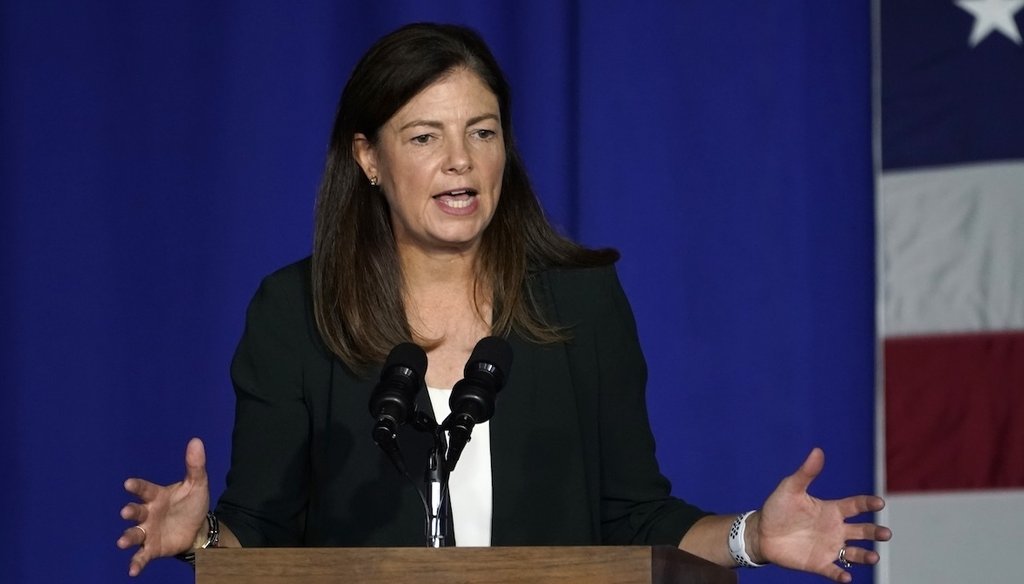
[550, 265, 711, 545]
[214, 262, 314, 546]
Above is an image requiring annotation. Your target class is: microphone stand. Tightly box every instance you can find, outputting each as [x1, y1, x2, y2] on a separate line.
[414, 412, 450, 547]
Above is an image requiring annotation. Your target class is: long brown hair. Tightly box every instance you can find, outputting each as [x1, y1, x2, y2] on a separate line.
[312, 23, 617, 371]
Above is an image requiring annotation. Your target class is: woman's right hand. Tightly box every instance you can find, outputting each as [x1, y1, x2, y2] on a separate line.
[116, 437, 210, 576]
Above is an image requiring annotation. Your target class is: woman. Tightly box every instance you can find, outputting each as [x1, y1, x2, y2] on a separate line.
[117, 23, 890, 582]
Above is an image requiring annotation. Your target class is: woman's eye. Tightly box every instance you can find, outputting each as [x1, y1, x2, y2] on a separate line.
[411, 134, 433, 145]
[473, 129, 496, 140]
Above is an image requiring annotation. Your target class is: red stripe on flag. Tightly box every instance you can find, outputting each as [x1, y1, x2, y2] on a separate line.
[885, 331, 1024, 492]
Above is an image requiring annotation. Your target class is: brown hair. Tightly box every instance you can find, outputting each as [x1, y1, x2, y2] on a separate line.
[312, 23, 617, 371]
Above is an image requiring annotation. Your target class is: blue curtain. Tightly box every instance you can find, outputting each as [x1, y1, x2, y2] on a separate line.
[0, 2, 874, 583]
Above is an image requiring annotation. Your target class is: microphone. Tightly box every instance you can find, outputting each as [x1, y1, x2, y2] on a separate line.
[445, 336, 513, 472]
[369, 342, 427, 472]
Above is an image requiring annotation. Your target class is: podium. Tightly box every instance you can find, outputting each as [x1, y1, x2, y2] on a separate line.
[195, 546, 737, 584]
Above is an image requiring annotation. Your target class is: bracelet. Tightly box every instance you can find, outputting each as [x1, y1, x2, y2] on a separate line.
[727, 510, 766, 568]
[175, 511, 219, 567]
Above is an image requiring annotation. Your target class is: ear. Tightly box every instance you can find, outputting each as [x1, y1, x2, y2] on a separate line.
[352, 133, 378, 181]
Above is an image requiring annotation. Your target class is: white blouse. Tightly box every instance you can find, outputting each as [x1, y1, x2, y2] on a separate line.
[427, 386, 493, 546]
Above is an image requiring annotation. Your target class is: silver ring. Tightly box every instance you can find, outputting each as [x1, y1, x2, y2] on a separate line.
[132, 525, 147, 539]
[837, 546, 851, 568]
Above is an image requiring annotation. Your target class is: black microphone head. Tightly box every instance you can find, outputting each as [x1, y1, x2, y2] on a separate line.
[448, 336, 512, 424]
[384, 342, 428, 377]
[369, 342, 427, 423]
[445, 336, 512, 472]
[464, 336, 513, 382]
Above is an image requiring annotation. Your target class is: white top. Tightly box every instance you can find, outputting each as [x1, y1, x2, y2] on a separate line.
[427, 386, 493, 546]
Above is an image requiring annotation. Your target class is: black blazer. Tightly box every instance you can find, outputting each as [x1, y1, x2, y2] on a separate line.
[215, 258, 707, 547]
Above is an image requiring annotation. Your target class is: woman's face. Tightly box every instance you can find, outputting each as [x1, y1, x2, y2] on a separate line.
[354, 68, 506, 258]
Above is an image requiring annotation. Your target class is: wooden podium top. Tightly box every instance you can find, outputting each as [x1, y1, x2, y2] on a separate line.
[196, 546, 737, 584]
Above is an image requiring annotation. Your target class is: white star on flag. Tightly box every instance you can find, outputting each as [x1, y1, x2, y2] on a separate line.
[954, 0, 1024, 46]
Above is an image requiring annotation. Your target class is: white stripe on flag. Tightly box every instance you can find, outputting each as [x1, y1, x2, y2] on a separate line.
[880, 489, 1024, 584]
[880, 160, 1024, 336]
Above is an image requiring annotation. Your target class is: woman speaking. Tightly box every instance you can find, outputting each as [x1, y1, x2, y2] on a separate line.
[117, 23, 890, 582]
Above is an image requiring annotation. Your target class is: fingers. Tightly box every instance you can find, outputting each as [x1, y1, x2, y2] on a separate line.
[117, 525, 147, 549]
[124, 477, 161, 502]
[876, 525, 893, 541]
[784, 447, 825, 493]
[128, 546, 152, 577]
[184, 437, 207, 483]
[120, 502, 148, 524]
[843, 521, 876, 541]
[819, 544, 882, 583]
[838, 494, 886, 517]
[821, 564, 852, 584]
[838, 545, 880, 566]
[820, 545, 878, 584]
[844, 521, 893, 543]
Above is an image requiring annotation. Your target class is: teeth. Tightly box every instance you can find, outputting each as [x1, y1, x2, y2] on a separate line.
[432, 188, 477, 207]
[441, 198, 473, 209]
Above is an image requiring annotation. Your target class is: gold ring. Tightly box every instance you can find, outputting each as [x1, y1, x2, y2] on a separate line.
[132, 525, 147, 538]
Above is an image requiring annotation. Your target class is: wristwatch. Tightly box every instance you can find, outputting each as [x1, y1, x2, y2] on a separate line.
[175, 511, 219, 567]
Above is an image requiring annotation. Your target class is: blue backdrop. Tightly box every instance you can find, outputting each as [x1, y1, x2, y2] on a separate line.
[0, 2, 875, 583]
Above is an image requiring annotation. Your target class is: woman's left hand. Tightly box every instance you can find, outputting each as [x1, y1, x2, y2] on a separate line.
[750, 447, 892, 583]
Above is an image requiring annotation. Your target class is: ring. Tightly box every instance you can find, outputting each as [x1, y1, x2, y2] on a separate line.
[837, 546, 851, 568]
[132, 525, 147, 539]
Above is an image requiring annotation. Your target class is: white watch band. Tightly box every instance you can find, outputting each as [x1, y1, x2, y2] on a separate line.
[728, 510, 766, 568]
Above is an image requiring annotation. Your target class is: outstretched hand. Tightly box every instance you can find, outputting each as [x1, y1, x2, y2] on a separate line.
[116, 437, 210, 576]
[752, 448, 891, 583]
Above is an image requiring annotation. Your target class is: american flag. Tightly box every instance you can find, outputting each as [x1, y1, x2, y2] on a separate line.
[876, 0, 1024, 582]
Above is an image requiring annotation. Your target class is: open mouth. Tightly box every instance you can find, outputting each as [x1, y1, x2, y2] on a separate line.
[432, 188, 479, 209]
